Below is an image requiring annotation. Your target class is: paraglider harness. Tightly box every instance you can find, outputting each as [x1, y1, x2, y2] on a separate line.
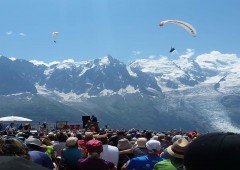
[169, 47, 175, 53]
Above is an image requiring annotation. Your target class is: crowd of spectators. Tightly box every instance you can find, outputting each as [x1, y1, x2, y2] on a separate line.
[1, 121, 240, 170]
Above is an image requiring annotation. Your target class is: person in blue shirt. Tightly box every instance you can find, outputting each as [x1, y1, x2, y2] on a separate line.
[26, 137, 54, 170]
[61, 137, 82, 170]
[124, 140, 163, 170]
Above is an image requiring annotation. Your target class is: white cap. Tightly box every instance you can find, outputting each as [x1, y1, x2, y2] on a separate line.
[26, 137, 41, 147]
[146, 140, 161, 152]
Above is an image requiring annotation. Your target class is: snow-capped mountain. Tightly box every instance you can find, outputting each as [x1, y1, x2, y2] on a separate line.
[0, 51, 239, 132]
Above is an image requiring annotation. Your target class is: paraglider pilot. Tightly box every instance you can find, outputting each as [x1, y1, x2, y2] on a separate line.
[169, 47, 175, 53]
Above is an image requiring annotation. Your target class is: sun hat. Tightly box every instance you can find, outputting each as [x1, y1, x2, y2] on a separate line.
[66, 137, 78, 147]
[117, 138, 132, 150]
[167, 137, 189, 159]
[84, 131, 93, 140]
[146, 140, 161, 152]
[150, 135, 159, 141]
[95, 134, 108, 144]
[157, 133, 166, 141]
[25, 137, 42, 147]
[135, 137, 147, 148]
[184, 132, 240, 170]
[86, 140, 103, 153]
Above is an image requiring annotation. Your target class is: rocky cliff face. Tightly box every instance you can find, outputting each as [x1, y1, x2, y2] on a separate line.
[0, 51, 239, 132]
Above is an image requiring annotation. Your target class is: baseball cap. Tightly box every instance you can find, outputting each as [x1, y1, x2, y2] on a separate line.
[86, 140, 103, 153]
[146, 140, 161, 152]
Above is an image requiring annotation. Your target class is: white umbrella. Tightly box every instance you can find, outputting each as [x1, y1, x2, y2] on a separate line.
[0, 116, 32, 122]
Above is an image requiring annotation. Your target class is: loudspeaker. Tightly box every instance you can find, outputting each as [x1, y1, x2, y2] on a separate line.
[82, 116, 90, 128]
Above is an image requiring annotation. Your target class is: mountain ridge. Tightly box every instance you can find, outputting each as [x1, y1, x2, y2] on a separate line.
[0, 51, 239, 132]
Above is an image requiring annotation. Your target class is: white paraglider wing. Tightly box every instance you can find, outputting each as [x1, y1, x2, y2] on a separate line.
[51, 32, 59, 43]
[52, 32, 59, 37]
[159, 20, 197, 37]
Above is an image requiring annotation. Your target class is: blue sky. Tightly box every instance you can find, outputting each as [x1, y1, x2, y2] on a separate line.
[0, 0, 239, 64]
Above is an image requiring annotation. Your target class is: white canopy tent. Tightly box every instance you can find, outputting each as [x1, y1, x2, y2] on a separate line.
[0, 116, 32, 122]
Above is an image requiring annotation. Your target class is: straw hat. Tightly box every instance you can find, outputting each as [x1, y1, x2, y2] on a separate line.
[135, 138, 147, 148]
[117, 138, 132, 150]
[167, 138, 189, 159]
[85, 131, 93, 140]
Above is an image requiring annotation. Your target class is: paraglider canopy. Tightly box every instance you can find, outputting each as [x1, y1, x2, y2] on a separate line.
[52, 32, 59, 43]
[159, 20, 197, 37]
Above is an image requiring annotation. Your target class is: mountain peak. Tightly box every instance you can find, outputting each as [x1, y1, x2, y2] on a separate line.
[0, 52, 240, 132]
[96, 55, 122, 66]
[99, 56, 112, 65]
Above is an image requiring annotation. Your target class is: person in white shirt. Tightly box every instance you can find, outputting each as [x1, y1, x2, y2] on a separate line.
[96, 134, 119, 166]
